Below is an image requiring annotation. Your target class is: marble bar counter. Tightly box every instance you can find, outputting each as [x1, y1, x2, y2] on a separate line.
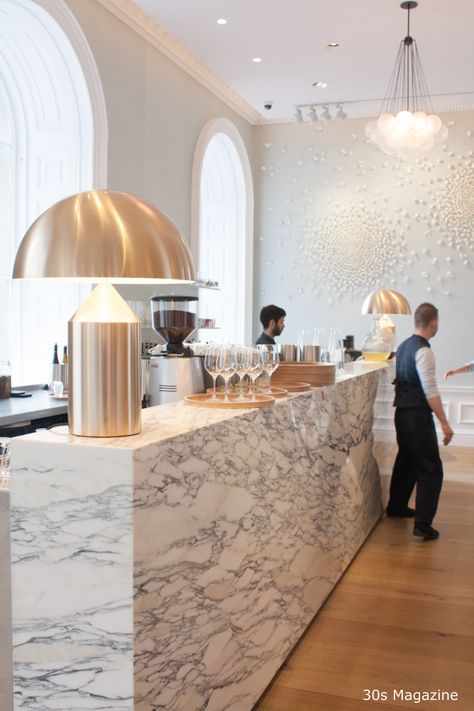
[0, 488, 13, 711]
[10, 362, 385, 711]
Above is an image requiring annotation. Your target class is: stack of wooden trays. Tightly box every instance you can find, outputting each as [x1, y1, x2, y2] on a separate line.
[272, 381, 311, 392]
[207, 386, 288, 398]
[185, 393, 275, 409]
[271, 362, 335, 387]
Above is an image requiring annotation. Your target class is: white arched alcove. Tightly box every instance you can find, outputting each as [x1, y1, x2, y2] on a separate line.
[191, 118, 254, 345]
[32, 0, 108, 189]
[0, 0, 107, 384]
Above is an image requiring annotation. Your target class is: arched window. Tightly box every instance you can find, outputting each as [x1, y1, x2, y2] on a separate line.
[192, 119, 253, 345]
[0, 0, 107, 385]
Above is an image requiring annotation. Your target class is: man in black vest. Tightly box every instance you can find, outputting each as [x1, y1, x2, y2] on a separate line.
[386, 303, 453, 540]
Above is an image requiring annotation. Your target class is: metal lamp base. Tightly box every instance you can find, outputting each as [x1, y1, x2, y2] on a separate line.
[68, 284, 141, 437]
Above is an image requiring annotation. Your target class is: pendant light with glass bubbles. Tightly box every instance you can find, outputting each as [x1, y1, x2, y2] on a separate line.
[365, 1, 448, 158]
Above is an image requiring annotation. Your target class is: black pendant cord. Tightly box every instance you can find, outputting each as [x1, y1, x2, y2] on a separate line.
[407, 10, 410, 111]
[379, 0, 435, 117]
[404, 1, 414, 111]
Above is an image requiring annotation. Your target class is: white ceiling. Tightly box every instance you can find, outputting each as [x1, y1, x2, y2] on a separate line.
[132, 0, 474, 122]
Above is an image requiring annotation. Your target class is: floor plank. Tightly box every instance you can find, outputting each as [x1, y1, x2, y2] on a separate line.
[255, 445, 474, 710]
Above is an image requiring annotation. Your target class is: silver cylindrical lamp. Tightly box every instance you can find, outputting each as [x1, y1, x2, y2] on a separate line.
[13, 190, 196, 437]
[68, 283, 141, 437]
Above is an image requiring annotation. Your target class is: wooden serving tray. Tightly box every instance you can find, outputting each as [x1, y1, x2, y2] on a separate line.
[272, 362, 335, 386]
[272, 381, 312, 392]
[258, 386, 288, 398]
[185, 393, 275, 409]
[207, 386, 288, 398]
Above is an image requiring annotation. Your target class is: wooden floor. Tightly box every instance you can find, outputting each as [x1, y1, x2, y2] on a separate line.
[255, 445, 474, 711]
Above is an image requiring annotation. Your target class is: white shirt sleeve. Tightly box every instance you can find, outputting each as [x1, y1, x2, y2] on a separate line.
[467, 361, 474, 372]
[415, 347, 439, 400]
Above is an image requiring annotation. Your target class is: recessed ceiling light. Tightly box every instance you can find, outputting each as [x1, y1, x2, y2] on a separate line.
[252, 57, 262, 63]
[312, 81, 327, 88]
[216, 18, 227, 25]
[328, 42, 339, 48]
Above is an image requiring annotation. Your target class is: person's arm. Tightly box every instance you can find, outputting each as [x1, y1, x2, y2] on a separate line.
[426, 394, 453, 445]
[444, 361, 474, 379]
[415, 348, 453, 445]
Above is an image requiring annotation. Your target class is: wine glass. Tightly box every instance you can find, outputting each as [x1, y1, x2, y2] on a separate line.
[318, 327, 329, 362]
[204, 345, 220, 401]
[234, 345, 249, 400]
[297, 329, 309, 362]
[244, 347, 264, 400]
[328, 328, 345, 374]
[257, 344, 279, 393]
[312, 327, 322, 362]
[217, 344, 237, 401]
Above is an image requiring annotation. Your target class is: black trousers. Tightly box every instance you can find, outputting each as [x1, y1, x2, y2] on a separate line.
[388, 407, 444, 528]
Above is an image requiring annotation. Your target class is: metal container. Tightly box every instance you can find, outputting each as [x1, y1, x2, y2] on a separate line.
[302, 345, 320, 362]
[278, 344, 297, 361]
[60, 363, 69, 392]
[50, 363, 62, 389]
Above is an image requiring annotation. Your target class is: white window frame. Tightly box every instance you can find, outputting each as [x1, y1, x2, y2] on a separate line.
[1, 0, 107, 384]
[191, 118, 254, 345]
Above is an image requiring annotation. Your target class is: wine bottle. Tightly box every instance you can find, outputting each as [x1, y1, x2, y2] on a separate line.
[61, 345, 69, 392]
[52, 343, 60, 364]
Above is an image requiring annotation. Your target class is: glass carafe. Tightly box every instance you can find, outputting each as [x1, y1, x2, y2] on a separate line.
[361, 318, 393, 361]
[327, 328, 345, 373]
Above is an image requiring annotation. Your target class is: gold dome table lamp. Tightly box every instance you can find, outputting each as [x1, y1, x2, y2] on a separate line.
[13, 190, 195, 436]
[361, 288, 411, 361]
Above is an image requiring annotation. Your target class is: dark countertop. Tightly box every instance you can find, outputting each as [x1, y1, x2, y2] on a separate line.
[0, 387, 68, 427]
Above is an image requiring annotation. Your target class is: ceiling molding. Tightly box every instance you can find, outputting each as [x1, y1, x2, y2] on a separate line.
[96, 0, 263, 125]
[262, 94, 474, 126]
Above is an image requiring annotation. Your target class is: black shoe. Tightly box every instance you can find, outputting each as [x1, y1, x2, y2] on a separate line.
[386, 506, 416, 518]
[413, 525, 439, 540]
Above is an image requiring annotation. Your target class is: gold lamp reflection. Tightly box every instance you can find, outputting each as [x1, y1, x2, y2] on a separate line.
[13, 190, 195, 437]
[361, 288, 411, 361]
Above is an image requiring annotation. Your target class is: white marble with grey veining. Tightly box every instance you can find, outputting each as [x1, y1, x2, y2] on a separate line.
[0, 487, 13, 711]
[10, 364, 384, 711]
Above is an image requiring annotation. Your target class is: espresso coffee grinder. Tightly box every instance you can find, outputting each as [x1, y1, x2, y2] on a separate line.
[147, 295, 204, 405]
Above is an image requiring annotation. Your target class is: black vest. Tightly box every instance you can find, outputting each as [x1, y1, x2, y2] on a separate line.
[394, 334, 431, 409]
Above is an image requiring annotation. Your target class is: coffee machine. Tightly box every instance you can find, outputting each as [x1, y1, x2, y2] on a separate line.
[147, 296, 204, 405]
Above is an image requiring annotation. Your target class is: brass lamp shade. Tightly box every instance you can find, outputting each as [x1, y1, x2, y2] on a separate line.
[12, 190, 196, 437]
[13, 190, 195, 283]
[361, 289, 411, 315]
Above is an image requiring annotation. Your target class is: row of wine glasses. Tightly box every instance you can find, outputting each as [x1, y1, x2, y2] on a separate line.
[204, 344, 279, 401]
